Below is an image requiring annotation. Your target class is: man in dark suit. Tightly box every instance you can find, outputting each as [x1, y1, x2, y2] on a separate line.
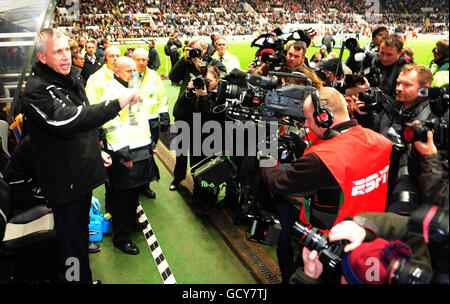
[81, 41, 103, 81]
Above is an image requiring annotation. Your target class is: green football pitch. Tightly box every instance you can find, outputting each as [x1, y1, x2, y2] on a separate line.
[118, 36, 440, 77]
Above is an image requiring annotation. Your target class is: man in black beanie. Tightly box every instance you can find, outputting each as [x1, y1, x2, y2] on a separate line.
[365, 26, 388, 53]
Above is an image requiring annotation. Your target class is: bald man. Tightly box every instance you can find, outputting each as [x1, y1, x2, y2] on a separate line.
[259, 87, 393, 282]
[261, 87, 393, 230]
[94, 56, 157, 255]
[262, 87, 392, 230]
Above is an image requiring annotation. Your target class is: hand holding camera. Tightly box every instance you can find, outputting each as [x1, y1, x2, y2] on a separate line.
[410, 120, 438, 156]
[187, 77, 209, 97]
[329, 220, 367, 253]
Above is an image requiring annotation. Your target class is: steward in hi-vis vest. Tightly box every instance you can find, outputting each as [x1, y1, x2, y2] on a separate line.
[85, 46, 122, 105]
[131, 47, 169, 146]
[92, 57, 158, 254]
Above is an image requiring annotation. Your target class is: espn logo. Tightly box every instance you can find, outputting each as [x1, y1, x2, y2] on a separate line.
[352, 165, 389, 196]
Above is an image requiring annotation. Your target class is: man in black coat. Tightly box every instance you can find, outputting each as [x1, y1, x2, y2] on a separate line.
[21, 28, 139, 283]
[376, 33, 413, 98]
[147, 39, 160, 71]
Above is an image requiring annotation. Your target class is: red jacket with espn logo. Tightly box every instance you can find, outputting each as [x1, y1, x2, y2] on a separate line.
[302, 124, 392, 229]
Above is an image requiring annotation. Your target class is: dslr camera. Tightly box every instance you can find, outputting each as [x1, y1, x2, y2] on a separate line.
[403, 117, 448, 150]
[357, 87, 386, 113]
[292, 221, 349, 270]
[188, 46, 203, 59]
[193, 77, 210, 90]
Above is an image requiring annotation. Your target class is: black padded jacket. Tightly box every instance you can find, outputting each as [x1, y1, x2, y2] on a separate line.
[21, 61, 122, 206]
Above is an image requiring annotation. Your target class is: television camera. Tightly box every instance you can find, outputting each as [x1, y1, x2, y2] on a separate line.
[342, 38, 380, 89]
[250, 28, 315, 68]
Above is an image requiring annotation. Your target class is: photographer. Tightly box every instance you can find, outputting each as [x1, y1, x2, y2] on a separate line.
[290, 212, 433, 284]
[355, 64, 441, 214]
[169, 38, 227, 99]
[170, 66, 222, 213]
[253, 40, 324, 87]
[376, 33, 414, 98]
[165, 33, 182, 85]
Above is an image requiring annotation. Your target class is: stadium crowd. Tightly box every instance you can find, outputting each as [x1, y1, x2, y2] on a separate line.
[1, 0, 448, 285]
[55, 0, 448, 39]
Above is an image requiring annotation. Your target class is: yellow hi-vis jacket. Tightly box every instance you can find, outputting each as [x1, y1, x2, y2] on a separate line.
[94, 78, 151, 152]
[136, 67, 168, 120]
[85, 65, 115, 105]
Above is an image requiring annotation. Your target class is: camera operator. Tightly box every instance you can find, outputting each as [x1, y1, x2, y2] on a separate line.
[376, 33, 414, 98]
[261, 87, 392, 230]
[170, 66, 222, 213]
[355, 64, 441, 214]
[259, 87, 392, 282]
[169, 38, 227, 99]
[252, 40, 325, 87]
[290, 212, 433, 284]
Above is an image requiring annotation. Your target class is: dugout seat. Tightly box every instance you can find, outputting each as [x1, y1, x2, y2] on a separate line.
[0, 178, 57, 283]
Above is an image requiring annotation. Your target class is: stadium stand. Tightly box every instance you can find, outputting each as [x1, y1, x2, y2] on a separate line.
[54, 0, 448, 39]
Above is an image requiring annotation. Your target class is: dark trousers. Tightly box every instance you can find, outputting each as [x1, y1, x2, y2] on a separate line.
[53, 192, 92, 283]
[275, 198, 300, 284]
[173, 120, 205, 183]
[111, 186, 140, 246]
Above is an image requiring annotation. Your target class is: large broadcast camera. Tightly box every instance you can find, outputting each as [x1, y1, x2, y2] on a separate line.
[216, 69, 315, 126]
[250, 28, 314, 68]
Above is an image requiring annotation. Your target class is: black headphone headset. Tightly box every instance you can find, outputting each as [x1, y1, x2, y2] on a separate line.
[311, 88, 334, 129]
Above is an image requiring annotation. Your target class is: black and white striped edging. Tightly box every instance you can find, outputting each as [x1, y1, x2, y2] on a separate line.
[136, 204, 176, 284]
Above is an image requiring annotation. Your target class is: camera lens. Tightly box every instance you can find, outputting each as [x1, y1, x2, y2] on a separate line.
[387, 258, 432, 284]
[189, 47, 202, 58]
[193, 77, 205, 89]
[403, 123, 428, 143]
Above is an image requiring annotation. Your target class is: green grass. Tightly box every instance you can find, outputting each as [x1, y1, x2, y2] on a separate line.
[118, 37, 440, 77]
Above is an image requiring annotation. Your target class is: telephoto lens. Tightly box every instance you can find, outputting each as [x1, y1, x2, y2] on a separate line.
[386, 258, 433, 284]
[292, 221, 349, 270]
